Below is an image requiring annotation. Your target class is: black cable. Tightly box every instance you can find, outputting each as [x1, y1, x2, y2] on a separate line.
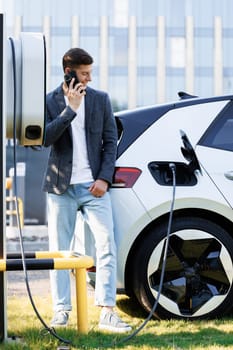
[8, 37, 72, 347]
[114, 162, 177, 346]
[8, 36, 177, 348]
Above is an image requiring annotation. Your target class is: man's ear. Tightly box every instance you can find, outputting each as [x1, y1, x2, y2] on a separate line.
[64, 67, 71, 74]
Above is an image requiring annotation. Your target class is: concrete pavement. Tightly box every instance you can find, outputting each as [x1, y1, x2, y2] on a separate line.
[6, 225, 49, 252]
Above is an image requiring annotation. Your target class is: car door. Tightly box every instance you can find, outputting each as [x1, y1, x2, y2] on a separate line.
[196, 100, 233, 208]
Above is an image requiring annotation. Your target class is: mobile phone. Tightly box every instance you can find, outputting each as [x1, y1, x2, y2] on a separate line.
[64, 70, 79, 87]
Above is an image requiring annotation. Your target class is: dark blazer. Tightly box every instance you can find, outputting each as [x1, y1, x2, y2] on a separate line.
[42, 84, 118, 194]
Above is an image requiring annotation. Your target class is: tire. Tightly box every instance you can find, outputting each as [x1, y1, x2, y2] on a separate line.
[132, 216, 233, 320]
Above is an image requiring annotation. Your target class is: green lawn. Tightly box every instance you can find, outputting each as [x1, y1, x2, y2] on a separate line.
[2, 294, 233, 349]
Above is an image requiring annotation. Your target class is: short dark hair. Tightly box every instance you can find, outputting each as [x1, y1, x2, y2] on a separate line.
[62, 48, 93, 71]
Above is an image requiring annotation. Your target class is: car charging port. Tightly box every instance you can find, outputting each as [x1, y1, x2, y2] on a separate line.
[148, 161, 197, 186]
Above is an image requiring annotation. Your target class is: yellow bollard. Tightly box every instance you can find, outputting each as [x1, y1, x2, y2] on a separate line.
[75, 268, 88, 333]
[5, 196, 24, 228]
[2, 251, 94, 333]
[5, 177, 12, 190]
[52, 254, 94, 333]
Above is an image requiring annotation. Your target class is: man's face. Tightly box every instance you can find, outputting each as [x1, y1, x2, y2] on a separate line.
[74, 64, 92, 86]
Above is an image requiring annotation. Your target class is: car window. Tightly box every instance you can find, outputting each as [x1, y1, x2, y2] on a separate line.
[198, 101, 233, 152]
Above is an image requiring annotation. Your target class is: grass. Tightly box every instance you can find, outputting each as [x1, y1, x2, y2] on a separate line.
[2, 293, 233, 349]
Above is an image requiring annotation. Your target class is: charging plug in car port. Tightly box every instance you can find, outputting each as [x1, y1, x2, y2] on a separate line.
[148, 161, 197, 186]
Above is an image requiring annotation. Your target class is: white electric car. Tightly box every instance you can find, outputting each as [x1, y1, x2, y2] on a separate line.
[83, 92, 233, 320]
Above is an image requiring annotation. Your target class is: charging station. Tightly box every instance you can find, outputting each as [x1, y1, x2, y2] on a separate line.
[0, 13, 46, 342]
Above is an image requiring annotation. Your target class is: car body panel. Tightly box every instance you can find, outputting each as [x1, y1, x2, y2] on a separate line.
[117, 100, 229, 165]
[113, 97, 233, 290]
[197, 146, 233, 209]
[110, 189, 152, 287]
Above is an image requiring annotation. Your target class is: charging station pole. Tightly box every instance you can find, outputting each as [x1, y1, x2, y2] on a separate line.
[0, 13, 6, 343]
[0, 18, 47, 342]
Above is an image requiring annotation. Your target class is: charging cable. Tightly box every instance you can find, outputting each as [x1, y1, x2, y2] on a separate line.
[8, 35, 177, 348]
[114, 162, 176, 346]
[8, 37, 72, 347]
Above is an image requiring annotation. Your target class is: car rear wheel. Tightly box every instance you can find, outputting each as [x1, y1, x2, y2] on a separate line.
[132, 216, 233, 320]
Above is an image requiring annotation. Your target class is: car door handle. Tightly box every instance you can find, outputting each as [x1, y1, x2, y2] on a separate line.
[224, 171, 233, 180]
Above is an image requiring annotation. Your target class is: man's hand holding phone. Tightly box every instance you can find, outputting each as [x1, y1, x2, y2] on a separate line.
[63, 70, 86, 112]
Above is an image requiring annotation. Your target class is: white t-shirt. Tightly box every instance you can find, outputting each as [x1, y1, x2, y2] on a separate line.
[65, 96, 94, 184]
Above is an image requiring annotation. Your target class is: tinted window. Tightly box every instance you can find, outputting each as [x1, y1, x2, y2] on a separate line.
[199, 101, 233, 152]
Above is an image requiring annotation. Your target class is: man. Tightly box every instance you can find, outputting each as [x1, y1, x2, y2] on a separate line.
[43, 48, 131, 333]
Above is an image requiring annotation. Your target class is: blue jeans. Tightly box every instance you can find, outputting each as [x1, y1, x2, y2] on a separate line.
[48, 182, 117, 312]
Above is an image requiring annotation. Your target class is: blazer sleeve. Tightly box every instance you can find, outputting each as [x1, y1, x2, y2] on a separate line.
[44, 91, 77, 147]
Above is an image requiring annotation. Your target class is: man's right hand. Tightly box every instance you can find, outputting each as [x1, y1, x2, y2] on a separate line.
[63, 78, 86, 111]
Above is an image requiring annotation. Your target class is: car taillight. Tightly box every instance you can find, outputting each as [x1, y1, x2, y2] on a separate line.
[111, 167, 142, 188]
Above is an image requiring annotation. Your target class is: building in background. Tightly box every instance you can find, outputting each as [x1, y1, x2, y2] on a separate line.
[2, 0, 233, 109]
[2, 0, 233, 224]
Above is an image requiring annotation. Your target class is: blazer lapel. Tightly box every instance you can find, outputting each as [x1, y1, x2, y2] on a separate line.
[85, 87, 95, 129]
